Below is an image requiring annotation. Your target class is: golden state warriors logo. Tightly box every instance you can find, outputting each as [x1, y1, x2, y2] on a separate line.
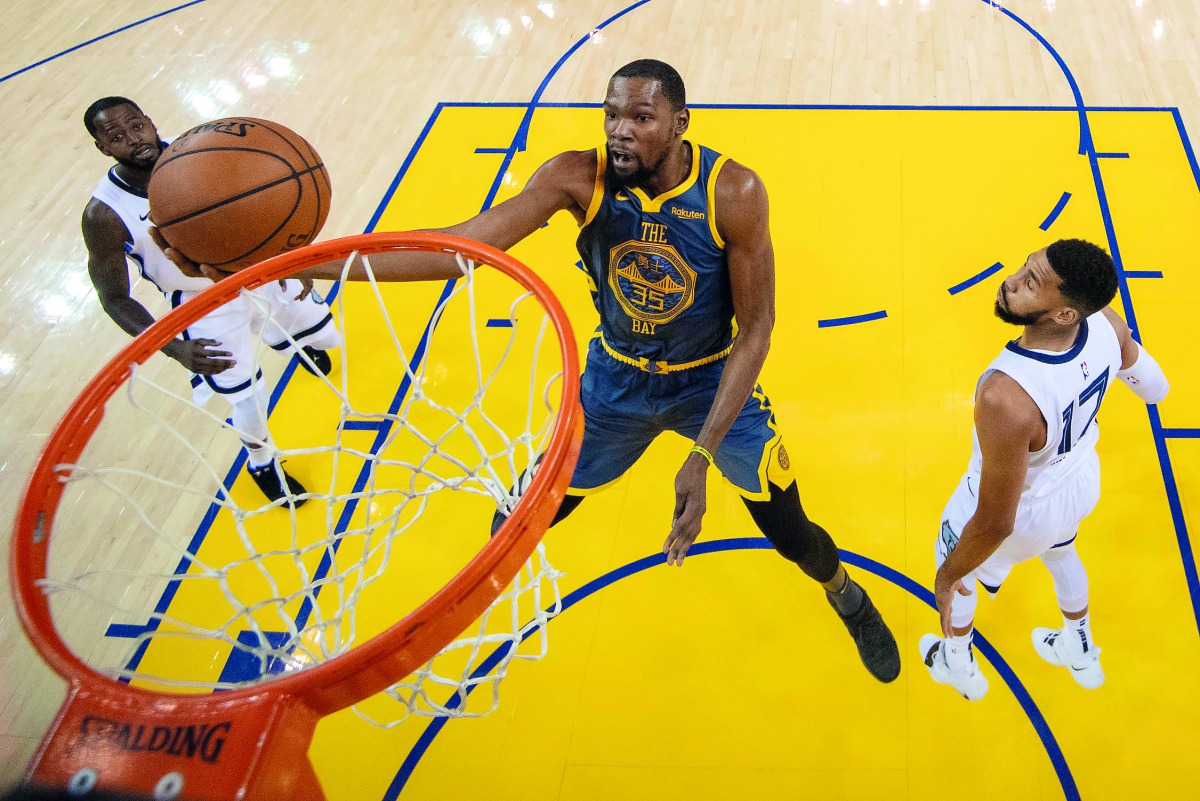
[607, 240, 697, 328]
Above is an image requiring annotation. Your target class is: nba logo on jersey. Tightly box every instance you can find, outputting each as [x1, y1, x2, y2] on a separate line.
[1081, 361, 1089, 379]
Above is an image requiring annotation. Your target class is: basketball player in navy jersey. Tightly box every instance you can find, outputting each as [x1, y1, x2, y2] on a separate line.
[921, 240, 1169, 700]
[82, 97, 341, 506]
[161, 61, 900, 682]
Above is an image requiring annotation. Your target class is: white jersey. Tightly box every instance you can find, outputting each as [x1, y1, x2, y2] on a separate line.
[91, 160, 212, 295]
[965, 311, 1123, 500]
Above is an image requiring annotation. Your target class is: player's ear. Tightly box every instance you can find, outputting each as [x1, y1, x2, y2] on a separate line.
[675, 108, 690, 136]
[1051, 305, 1080, 327]
[93, 138, 112, 158]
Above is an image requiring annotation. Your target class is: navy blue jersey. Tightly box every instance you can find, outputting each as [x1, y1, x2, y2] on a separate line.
[575, 142, 734, 365]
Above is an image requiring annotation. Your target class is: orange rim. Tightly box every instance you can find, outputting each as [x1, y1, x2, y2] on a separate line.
[11, 231, 582, 716]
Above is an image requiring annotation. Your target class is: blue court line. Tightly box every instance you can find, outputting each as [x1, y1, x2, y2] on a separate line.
[341, 420, 389, 431]
[980, 0, 1091, 155]
[0, 0, 207, 84]
[382, 540, 1076, 801]
[437, 99, 1187, 111]
[365, 105, 446, 233]
[1095, 152, 1130, 159]
[1122, 270, 1163, 279]
[979, 0, 1199, 638]
[1148, 408, 1200, 636]
[1170, 108, 1200, 195]
[1039, 192, 1072, 231]
[106, 107, 451, 665]
[511, 0, 655, 151]
[1012, 18, 1200, 635]
[473, 147, 509, 154]
[438, 101, 1178, 113]
[477, 0, 654, 214]
[485, 319, 514, 328]
[816, 310, 887, 328]
[149, 88, 558, 678]
[948, 262, 1004, 296]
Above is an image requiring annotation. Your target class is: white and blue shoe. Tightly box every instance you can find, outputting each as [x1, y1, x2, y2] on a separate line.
[1032, 627, 1104, 689]
[919, 634, 988, 701]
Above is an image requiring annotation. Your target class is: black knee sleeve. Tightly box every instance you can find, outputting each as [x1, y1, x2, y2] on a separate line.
[741, 481, 841, 583]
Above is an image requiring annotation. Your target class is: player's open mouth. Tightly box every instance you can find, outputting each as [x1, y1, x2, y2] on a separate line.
[610, 150, 635, 166]
[135, 145, 157, 158]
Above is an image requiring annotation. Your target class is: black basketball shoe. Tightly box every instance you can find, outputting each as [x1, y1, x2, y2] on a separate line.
[299, 346, 332, 376]
[247, 460, 308, 508]
[827, 583, 901, 683]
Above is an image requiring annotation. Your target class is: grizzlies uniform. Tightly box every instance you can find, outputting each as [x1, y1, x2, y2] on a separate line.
[937, 311, 1124, 592]
[92, 157, 338, 405]
[571, 142, 792, 500]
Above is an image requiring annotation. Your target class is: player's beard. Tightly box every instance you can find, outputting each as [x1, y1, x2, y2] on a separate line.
[994, 298, 1048, 326]
[115, 142, 163, 172]
[607, 145, 668, 186]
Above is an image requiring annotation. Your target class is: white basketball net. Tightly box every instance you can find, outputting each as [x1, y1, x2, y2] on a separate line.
[38, 249, 568, 722]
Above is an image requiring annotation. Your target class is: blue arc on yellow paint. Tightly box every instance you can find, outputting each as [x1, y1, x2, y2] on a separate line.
[382, 540, 1079, 801]
[817, 310, 888, 328]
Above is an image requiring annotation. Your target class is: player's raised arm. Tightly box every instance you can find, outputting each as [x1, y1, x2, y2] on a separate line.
[152, 150, 595, 283]
[1101, 306, 1169, 404]
[664, 161, 774, 566]
[934, 372, 1040, 635]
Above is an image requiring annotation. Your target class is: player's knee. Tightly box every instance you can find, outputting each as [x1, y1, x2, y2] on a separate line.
[742, 481, 840, 582]
[1041, 539, 1078, 563]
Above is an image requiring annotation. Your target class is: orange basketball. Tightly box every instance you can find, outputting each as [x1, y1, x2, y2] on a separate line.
[148, 117, 331, 271]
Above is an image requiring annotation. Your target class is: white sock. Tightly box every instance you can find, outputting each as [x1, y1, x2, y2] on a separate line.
[944, 631, 974, 670]
[246, 447, 273, 470]
[1062, 613, 1095, 657]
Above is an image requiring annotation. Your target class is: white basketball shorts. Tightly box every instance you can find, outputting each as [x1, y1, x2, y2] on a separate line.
[935, 449, 1101, 593]
[174, 279, 337, 406]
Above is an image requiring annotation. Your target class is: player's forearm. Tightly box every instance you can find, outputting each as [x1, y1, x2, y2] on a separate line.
[936, 517, 1009, 587]
[692, 327, 770, 452]
[98, 294, 191, 362]
[1117, 342, 1169, 404]
[97, 293, 160, 339]
[297, 248, 465, 283]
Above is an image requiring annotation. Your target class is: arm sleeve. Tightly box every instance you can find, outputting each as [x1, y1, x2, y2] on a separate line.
[1117, 342, 1169, 404]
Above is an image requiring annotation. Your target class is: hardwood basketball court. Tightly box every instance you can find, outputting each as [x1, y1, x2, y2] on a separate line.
[2, 2, 1198, 799]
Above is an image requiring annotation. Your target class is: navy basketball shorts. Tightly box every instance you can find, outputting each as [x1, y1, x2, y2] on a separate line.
[568, 337, 793, 500]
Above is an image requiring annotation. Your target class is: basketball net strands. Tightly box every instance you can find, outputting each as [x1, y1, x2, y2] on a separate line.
[11, 233, 582, 801]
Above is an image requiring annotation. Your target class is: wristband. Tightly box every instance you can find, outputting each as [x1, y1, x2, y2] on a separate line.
[689, 445, 715, 465]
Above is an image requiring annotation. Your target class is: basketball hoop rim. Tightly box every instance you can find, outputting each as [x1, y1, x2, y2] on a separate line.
[11, 231, 582, 716]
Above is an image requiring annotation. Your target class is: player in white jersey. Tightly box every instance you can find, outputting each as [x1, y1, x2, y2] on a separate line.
[82, 97, 342, 506]
[920, 239, 1169, 701]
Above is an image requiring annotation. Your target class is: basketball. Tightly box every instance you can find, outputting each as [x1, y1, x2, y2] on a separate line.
[148, 117, 331, 271]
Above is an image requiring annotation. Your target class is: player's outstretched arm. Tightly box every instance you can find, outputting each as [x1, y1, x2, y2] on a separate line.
[155, 150, 596, 284]
[84, 201, 233, 375]
[1101, 306, 1169, 404]
[307, 150, 595, 282]
[934, 372, 1037, 635]
[664, 161, 774, 566]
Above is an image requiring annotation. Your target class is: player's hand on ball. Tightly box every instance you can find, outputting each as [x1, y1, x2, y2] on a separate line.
[148, 226, 207, 279]
[165, 338, 235, 375]
[664, 453, 710, 566]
